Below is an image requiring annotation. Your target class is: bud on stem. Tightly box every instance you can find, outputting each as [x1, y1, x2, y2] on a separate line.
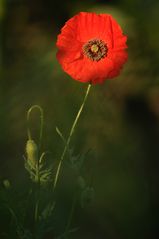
[26, 139, 38, 169]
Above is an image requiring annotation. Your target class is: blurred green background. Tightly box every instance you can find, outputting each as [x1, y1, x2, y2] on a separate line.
[1, 0, 159, 238]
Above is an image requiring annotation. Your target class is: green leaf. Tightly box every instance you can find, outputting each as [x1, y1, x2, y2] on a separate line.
[56, 126, 66, 143]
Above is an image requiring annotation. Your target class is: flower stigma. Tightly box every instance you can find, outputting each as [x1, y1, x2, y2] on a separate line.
[83, 38, 108, 61]
[91, 44, 99, 53]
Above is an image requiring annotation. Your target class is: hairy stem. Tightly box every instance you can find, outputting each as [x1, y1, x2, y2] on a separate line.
[27, 105, 44, 231]
[27, 104, 44, 149]
[53, 83, 92, 190]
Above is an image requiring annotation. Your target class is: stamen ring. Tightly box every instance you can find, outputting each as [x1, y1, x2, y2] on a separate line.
[83, 39, 108, 61]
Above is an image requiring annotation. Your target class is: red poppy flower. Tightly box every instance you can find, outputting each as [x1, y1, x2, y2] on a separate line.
[56, 12, 128, 84]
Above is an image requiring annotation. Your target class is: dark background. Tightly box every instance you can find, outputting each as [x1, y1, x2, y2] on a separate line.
[1, 0, 159, 238]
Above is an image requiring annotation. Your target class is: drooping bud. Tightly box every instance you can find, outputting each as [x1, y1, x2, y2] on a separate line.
[3, 179, 11, 189]
[26, 139, 38, 169]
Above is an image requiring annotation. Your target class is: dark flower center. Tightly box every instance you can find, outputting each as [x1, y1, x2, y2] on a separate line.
[83, 39, 108, 61]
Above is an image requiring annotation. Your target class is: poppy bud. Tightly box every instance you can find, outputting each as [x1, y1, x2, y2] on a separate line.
[3, 179, 11, 189]
[26, 139, 38, 168]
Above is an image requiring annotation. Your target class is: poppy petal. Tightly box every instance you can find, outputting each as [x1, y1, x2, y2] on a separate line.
[56, 12, 128, 84]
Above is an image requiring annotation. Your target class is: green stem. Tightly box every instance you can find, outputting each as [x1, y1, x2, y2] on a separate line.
[34, 150, 41, 223]
[26, 105, 44, 235]
[27, 105, 44, 149]
[53, 83, 92, 190]
[63, 192, 77, 239]
[34, 164, 40, 236]
[34, 199, 39, 222]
